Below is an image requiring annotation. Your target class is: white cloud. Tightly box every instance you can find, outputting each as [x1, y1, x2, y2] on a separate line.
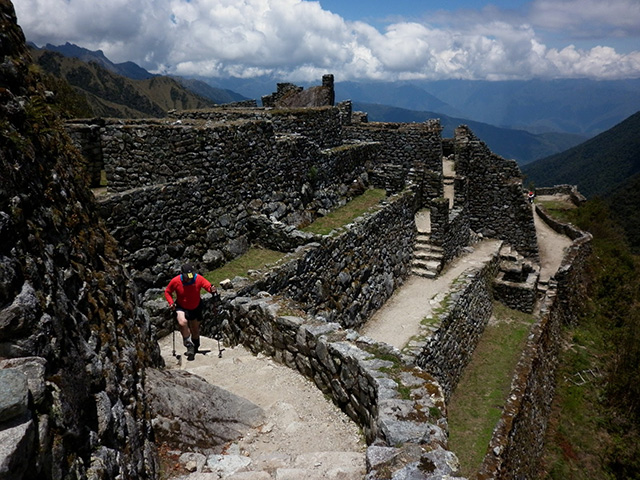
[13, 0, 640, 81]
[530, 0, 640, 38]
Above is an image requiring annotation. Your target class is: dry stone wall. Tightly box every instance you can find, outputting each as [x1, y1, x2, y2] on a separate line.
[213, 293, 458, 478]
[429, 198, 472, 265]
[409, 252, 502, 400]
[86, 115, 377, 289]
[0, 3, 160, 478]
[454, 126, 539, 260]
[170, 105, 344, 149]
[343, 120, 444, 200]
[237, 191, 416, 329]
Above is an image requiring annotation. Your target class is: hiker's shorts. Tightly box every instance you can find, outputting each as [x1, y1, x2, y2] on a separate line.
[176, 302, 203, 322]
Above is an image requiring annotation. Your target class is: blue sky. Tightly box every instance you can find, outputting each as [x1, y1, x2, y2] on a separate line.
[14, 0, 640, 82]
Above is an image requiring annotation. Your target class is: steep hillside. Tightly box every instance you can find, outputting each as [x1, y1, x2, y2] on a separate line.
[355, 102, 585, 165]
[35, 42, 249, 104]
[30, 48, 218, 117]
[522, 111, 640, 198]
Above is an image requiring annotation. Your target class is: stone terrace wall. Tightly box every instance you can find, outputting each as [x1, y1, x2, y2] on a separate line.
[409, 250, 502, 400]
[141, 191, 456, 477]
[535, 184, 587, 207]
[213, 294, 459, 478]
[343, 120, 444, 199]
[240, 191, 416, 329]
[429, 198, 472, 265]
[477, 206, 592, 480]
[454, 126, 539, 260]
[94, 121, 377, 288]
[170, 105, 344, 149]
[65, 118, 105, 187]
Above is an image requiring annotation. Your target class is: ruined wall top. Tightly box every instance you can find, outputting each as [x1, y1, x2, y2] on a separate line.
[262, 73, 335, 108]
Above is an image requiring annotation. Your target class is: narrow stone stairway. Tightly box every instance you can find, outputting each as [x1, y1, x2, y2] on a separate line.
[412, 231, 444, 278]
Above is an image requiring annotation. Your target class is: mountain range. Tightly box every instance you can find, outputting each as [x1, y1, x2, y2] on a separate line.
[29, 42, 640, 169]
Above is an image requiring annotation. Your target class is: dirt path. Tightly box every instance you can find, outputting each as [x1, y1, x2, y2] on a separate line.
[533, 199, 574, 283]
[157, 335, 367, 479]
[359, 239, 502, 350]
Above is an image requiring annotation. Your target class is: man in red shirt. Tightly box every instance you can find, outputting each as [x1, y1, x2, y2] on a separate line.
[164, 264, 217, 360]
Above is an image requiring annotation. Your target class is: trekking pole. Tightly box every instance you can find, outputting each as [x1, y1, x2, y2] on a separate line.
[211, 291, 225, 358]
[169, 305, 181, 362]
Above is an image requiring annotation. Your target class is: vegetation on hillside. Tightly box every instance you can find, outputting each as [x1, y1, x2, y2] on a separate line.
[523, 111, 640, 198]
[524, 110, 640, 253]
[538, 199, 640, 479]
[30, 48, 218, 118]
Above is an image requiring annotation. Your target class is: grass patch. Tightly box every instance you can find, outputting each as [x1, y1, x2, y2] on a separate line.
[537, 198, 577, 223]
[301, 188, 386, 235]
[205, 247, 286, 286]
[447, 303, 536, 477]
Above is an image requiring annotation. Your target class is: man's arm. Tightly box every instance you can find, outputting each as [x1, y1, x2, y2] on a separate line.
[199, 275, 215, 294]
[164, 279, 176, 306]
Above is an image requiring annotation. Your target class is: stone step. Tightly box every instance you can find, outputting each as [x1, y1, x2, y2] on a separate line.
[274, 452, 365, 479]
[185, 451, 366, 479]
[413, 251, 442, 263]
[414, 245, 444, 257]
[415, 235, 440, 246]
[414, 241, 443, 251]
[412, 259, 442, 271]
[412, 267, 438, 278]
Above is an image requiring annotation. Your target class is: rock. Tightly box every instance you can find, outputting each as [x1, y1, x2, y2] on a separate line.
[0, 369, 29, 423]
[145, 368, 265, 453]
[0, 414, 35, 480]
[206, 453, 252, 476]
[0, 357, 46, 407]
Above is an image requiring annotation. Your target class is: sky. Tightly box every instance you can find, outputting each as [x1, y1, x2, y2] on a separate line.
[13, 0, 640, 82]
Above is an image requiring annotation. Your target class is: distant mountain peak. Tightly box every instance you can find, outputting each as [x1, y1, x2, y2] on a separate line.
[41, 42, 156, 80]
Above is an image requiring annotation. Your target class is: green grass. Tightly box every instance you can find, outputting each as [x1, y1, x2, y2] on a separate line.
[447, 303, 536, 477]
[537, 198, 577, 223]
[205, 247, 286, 286]
[301, 188, 386, 235]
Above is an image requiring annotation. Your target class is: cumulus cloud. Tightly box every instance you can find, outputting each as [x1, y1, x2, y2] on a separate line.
[13, 0, 640, 81]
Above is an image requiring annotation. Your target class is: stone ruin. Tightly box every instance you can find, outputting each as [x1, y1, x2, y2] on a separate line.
[0, 1, 593, 478]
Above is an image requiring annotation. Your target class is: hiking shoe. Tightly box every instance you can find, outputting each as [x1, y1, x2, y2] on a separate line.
[186, 342, 195, 361]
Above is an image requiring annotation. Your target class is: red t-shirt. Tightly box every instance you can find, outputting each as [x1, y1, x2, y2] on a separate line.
[164, 274, 213, 310]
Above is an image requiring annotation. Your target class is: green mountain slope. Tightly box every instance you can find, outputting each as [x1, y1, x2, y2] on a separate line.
[35, 42, 249, 105]
[522, 111, 640, 198]
[355, 102, 585, 165]
[30, 48, 218, 118]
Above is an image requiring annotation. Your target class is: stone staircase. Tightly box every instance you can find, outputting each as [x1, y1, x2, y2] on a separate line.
[412, 232, 444, 278]
[179, 449, 365, 479]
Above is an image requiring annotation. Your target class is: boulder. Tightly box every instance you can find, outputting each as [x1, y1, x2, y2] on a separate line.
[145, 368, 264, 453]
